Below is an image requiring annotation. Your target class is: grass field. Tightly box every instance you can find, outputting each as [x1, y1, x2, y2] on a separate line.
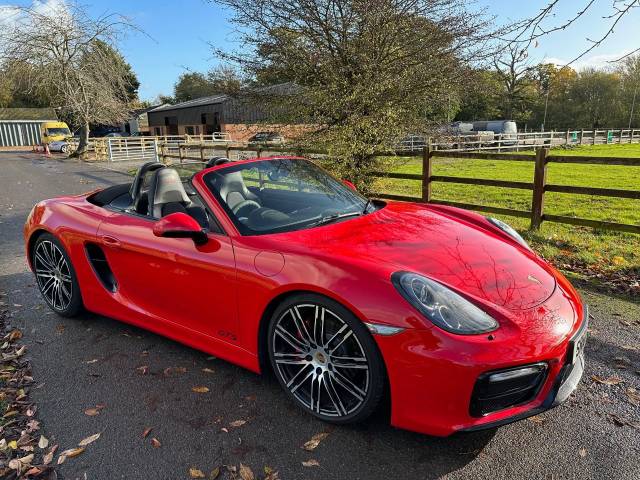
[374, 144, 640, 286]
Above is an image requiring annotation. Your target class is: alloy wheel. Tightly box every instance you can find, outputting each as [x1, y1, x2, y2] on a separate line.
[34, 240, 73, 311]
[271, 304, 370, 417]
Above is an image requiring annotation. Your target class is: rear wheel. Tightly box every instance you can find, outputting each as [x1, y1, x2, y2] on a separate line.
[32, 233, 83, 317]
[268, 293, 385, 424]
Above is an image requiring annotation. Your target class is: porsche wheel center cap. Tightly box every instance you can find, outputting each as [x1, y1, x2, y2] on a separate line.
[314, 351, 327, 365]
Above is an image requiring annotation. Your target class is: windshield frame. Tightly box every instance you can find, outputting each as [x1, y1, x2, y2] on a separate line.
[202, 157, 369, 236]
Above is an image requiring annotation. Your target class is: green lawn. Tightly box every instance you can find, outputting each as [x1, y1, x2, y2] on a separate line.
[374, 144, 640, 282]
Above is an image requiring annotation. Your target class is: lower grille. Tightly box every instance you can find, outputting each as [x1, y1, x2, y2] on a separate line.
[470, 362, 548, 417]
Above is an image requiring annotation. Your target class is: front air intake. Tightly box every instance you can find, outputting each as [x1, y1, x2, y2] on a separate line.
[469, 362, 548, 417]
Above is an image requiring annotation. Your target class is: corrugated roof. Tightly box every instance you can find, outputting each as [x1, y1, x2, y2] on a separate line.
[0, 108, 58, 121]
[149, 95, 229, 112]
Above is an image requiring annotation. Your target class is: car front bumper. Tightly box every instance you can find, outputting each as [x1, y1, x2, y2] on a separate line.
[375, 301, 587, 437]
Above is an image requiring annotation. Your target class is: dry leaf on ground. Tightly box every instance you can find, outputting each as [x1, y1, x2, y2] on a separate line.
[229, 419, 246, 428]
[591, 375, 623, 385]
[202, 368, 215, 374]
[302, 459, 320, 467]
[84, 407, 101, 416]
[189, 467, 206, 478]
[625, 388, 640, 405]
[210, 466, 220, 479]
[303, 432, 329, 451]
[151, 437, 162, 448]
[192, 386, 210, 393]
[142, 427, 153, 438]
[38, 435, 49, 449]
[579, 448, 587, 457]
[239, 463, 255, 480]
[57, 447, 85, 464]
[78, 432, 100, 447]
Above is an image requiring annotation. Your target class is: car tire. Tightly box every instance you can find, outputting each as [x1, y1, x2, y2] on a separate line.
[268, 293, 386, 424]
[31, 233, 83, 317]
[61, 144, 69, 154]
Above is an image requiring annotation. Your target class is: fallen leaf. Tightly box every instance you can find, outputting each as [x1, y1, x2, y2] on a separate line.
[229, 419, 246, 428]
[56, 324, 65, 334]
[302, 459, 320, 467]
[7, 329, 22, 341]
[591, 375, 623, 385]
[8, 440, 18, 449]
[142, 427, 153, 438]
[43, 445, 58, 465]
[136, 365, 149, 375]
[579, 448, 587, 457]
[25, 466, 43, 476]
[78, 432, 100, 447]
[86, 359, 99, 364]
[625, 388, 640, 406]
[202, 368, 215, 374]
[527, 415, 545, 424]
[239, 463, 255, 480]
[38, 435, 49, 449]
[8, 453, 34, 472]
[190, 467, 206, 478]
[192, 386, 210, 393]
[220, 427, 229, 433]
[84, 408, 100, 416]
[612, 256, 625, 265]
[303, 432, 329, 451]
[210, 467, 220, 479]
[151, 437, 161, 448]
[57, 447, 84, 464]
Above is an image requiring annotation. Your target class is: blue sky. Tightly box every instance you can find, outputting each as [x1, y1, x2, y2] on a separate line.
[5, 0, 640, 101]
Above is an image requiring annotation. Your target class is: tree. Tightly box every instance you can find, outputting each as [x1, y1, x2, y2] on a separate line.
[172, 66, 243, 103]
[0, 2, 138, 155]
[492, 45, 537, 123]
[454, 69, 502, 122]
[212, 0, 493, 191]
[618, 55, 640, 128]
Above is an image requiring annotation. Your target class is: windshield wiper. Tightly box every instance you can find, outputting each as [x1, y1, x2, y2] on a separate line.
[362, 198, 372, 215]
[311, 211, 362, 227]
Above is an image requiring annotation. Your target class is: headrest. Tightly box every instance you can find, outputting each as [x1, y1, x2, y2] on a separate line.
[149, 168, 191, 218]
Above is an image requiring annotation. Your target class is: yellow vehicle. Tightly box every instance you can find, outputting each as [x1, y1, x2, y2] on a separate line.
[40, 121, 72, 145]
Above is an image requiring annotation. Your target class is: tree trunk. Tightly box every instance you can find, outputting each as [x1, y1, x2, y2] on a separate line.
[73, 122, 90, 158]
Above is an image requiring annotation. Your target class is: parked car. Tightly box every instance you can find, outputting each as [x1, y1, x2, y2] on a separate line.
[247, 131, 285, 147]
[48, 137, 78, 154]
[25, 157, 587, 437]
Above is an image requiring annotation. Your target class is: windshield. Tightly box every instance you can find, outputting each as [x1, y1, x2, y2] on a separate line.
[46, 128, 70, 136]
[203, 158, 369, 235]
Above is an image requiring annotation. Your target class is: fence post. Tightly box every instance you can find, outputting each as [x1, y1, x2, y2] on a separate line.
[580, 129, 584, 144]
[200, 144, 205, 163]
[593, 130, 597, 145]
[619, 129, 623, 144]
[530, 147, 548, 230]
[631, 129, 636, 144]
[179, 144, 184, 164]
[421, 142, 433, 203]
[566, 129, 570, 146]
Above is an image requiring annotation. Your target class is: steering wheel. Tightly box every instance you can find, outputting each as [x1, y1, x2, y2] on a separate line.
[232, 199, 261, 218]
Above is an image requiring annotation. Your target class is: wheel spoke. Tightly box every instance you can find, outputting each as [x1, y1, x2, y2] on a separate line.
[289, 367, 314, 393]
[290, 307, 314, 346]
[35, 251, 54, 270]
[276, 325, 309, 352]
[332, 369, 366, 400]
[323, 324, 347, 350]
[332, 359, 369, 370]
[324, 373, 347, 416]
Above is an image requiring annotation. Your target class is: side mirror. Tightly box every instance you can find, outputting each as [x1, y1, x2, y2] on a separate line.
[342, 179, 357, 191]
[152, 212, 208, 246]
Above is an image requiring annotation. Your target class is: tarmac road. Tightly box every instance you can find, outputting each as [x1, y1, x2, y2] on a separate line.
[1, 152, 639, 480]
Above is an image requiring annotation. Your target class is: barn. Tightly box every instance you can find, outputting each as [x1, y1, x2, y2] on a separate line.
[0, 108, 58, 147]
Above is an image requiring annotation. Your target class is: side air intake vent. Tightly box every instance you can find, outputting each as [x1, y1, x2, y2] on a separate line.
[85, 243, 118, 292]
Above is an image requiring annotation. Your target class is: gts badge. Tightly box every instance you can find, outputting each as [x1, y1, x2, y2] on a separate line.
[218, 330, 238, 342]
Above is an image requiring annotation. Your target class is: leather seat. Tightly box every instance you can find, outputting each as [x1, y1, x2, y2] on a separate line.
[148, 168, 209, 229]
[216, 171, 261, 212]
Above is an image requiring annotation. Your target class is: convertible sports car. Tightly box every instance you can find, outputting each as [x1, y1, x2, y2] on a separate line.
[24, 156, 587, 436]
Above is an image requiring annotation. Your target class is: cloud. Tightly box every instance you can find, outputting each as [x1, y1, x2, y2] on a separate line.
[542, 50, 634, 70]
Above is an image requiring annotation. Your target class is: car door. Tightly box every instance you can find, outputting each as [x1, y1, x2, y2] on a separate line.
[96, 211, 238, 342]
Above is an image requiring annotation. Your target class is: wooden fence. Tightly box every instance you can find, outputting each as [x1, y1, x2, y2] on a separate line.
[371, 147, 640, 234]
[158, 143, 640, 235]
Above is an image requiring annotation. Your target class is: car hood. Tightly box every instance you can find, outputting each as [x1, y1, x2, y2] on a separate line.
[277, 202, 557, 312]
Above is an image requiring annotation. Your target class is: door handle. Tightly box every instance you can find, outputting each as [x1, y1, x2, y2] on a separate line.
[101, 235, 121, 248]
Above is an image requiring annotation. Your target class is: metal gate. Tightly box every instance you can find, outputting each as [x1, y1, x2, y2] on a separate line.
[107, 137, 158, 162]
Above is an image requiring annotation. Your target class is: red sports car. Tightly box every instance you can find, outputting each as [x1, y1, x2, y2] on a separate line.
[24, 156, 587, 436]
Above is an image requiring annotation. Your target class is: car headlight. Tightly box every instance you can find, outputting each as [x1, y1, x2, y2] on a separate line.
[391, 272, 498, 335]
[486, 217, 532, 251]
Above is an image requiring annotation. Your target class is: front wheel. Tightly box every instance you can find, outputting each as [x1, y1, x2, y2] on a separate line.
[268, 294, 386, 424]
[32, 233, 83, 317]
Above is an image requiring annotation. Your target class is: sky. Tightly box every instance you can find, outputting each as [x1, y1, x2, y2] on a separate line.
[2, 0, 640, 101]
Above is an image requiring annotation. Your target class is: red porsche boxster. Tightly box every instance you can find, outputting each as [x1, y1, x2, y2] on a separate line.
[24, 156, 587, 436]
